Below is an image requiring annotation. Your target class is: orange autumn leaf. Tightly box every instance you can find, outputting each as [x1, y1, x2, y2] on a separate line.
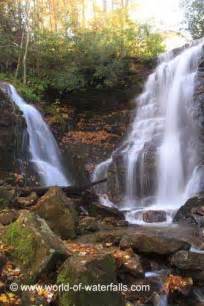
[163, 274, 193, 294]
[62, 130, 118, 145]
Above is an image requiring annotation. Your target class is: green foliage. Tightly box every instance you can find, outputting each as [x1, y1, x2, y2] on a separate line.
[0, 73, 40, 102]
[28, 23, 163, 94]
[182, 0, 204, 39]
[137, 25, 165, 58]
[0, 3, 165, 98]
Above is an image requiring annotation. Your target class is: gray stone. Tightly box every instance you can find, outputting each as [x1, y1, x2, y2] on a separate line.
[171, 250, 204, 271]
[174, 193, 204, 226]
[79, 226, 191, 255]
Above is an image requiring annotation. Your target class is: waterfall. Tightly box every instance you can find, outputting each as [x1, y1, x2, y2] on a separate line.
[7, 84, 70, 187]
[94, 41, 204, 223]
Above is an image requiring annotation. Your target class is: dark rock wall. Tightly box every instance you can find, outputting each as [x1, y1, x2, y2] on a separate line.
[46, 90, 136, 186]
[0, 82, 25, 173]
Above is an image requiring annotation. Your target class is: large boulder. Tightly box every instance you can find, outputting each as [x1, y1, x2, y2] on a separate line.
[33, 187, 78, 240]
[3, 211, 68, 281]
[135, 210, 167, 223]
[57, 252, 125, 306]
[119, 233, 189, 255]
[170, 250, 204, 271]
[79, 226, 191, 255]
[173, 193, 204, 226]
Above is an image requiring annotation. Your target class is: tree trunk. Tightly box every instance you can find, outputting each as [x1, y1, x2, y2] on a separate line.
[15, 30, 24, 79]
[23, 30, 30, 84]
[17, 178, 107, 197]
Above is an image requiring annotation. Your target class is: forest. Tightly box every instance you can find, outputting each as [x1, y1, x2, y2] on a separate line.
[0, 0, 164, 101]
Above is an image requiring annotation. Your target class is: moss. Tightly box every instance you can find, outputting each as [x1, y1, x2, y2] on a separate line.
[57, 254, 124, 306]
[4, 221, 37, 268]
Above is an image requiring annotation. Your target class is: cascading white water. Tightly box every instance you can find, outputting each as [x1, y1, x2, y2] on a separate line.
[94, 41, 204, 224]
[7, 84, 70, 186]
[92, 158, 115, 207]
[126, 42, 204, 222]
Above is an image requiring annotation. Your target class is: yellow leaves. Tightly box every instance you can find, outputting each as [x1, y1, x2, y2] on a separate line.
[34, 287, 54, 304]
[163, 274, 193, 294]
[112, 249, 133, 267]
[65, 242, 101, 256]
[0, 241, 14, 255]
[0, 293, 21, 305]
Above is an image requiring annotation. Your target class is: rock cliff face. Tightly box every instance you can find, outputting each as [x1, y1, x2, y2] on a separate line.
[45, 89, 136, 186]
[0, 82, 25, 173]
[192, 52, 204, 159]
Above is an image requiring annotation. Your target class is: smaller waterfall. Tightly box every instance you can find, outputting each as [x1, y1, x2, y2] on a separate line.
[8, 85, 70, 186]
[92, 158, 115, 207]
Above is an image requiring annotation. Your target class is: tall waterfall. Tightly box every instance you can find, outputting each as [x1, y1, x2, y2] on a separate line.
[8, 84, 70, 187]
[94, 41, 204, 223]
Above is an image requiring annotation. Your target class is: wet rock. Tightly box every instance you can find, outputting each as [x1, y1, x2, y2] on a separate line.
[107, 153, 126, 204]
[87, 201, 124, 220]
[142, 210, 167, 223]
[106, 142, 159, 204]
[101, 217, 128, 228]
[78, 216, 99, 235]
[0, 209, 18, 225]
[173, 194, 204, 226]
[171, 250, 204, 271]
[0, 82, 25, 173]
[187, 270, 204, 283]
[118, 220, 129, 227]
[33, 187, 78, 240]
[57, 252, 125, 306]
[79, 226, 190, 255]
[3, 211, 68, 281]
[16, 192, 38, 208]
[120, 234, 189, 255]
[137, 144, 159, 199]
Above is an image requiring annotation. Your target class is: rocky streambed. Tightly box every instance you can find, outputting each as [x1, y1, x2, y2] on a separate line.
[0, 176, 204, 306]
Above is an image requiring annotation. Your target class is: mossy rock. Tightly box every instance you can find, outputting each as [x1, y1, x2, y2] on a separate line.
[57, 253, 125, 306]
[3, 211, 68, 282]
[33, 187, 78, 239]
